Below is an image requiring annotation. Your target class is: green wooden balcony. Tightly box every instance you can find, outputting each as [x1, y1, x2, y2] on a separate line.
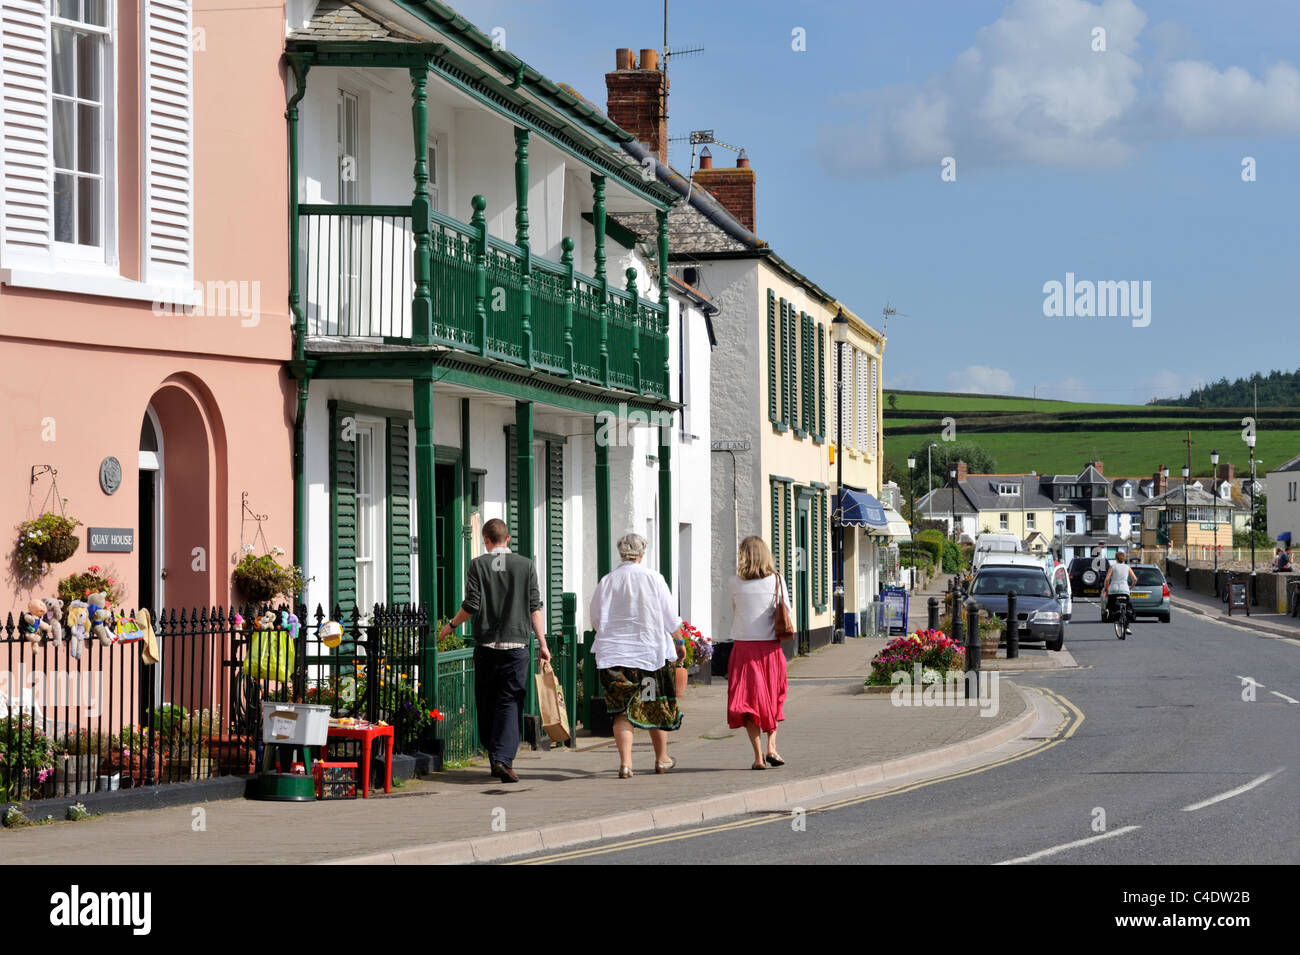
[297, 200, 669, 398]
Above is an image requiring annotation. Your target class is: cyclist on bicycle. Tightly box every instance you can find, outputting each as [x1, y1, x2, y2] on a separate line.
[1103, 551, 1138, 635]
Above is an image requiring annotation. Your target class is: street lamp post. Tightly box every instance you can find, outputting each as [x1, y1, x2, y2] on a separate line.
[906, 456, 916, 533]
[1182, 463, 1191, 589]
[1211, 449, 1220, 596]
[950, 466, 958, 544]
[1247, 434, 1257, 604]
[832, 308, 849, 645]
[926, 442, 937, 521]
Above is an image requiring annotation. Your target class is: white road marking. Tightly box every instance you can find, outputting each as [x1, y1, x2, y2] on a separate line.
[1269, 691, 1299, 704]
[995, 825, 1141, 865]
[1236, 675, 1263, 687]
[1181, 768, 1286, 812]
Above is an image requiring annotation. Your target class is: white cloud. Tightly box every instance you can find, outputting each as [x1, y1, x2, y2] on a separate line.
[1162, 60, 1300, 133]
[817, 0, 1300, 176]
[949, 365, 1017, 394]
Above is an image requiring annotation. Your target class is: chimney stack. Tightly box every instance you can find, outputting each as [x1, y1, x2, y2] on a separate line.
[605, 47, 668, 164]
[955, 460, 969, 483]
[698, 146, 713, 169]
[693, 147, 757, 232]
[1154, 466, 1167, 495]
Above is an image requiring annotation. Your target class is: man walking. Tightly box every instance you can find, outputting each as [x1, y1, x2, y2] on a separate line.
[439, 518, 549, 783]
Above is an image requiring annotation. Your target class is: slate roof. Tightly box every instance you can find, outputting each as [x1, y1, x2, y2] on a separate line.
[289, 1, 427, 41]
[1271, 453, 1300, 474]
[913, 486, 978, 516]
[958, 474, 1057, 512]
[610, 205, 750, 256]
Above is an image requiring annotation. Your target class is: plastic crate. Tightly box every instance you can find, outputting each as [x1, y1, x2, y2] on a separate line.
[314, 761, 358, 800]
[260, 702, 331, 746]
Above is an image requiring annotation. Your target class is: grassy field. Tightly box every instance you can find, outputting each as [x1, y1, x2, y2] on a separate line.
[884, 391, 1300, 477]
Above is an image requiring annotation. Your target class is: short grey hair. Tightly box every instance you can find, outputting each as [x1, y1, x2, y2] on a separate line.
[617, 533, 646, 561]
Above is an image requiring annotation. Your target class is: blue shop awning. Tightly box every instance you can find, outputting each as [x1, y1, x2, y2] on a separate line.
[838, 488, 887, 528]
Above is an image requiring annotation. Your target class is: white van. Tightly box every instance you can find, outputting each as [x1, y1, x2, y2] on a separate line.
[971, 533, 1023, 573]
[978, 553, 1073, 621]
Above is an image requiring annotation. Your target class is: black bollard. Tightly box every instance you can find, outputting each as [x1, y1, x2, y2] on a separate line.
[1005, 590, 1019, 659]
[928, 596, 940, 632]
[951, 593, 963, 645]
[964, 598, 981, 700]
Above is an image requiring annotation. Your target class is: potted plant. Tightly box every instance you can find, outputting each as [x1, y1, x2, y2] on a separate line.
[58, 564, 126, 609]
[0, 714, 56, 800]
[231, 547, 309, 605]
[52, 730, 97, 796]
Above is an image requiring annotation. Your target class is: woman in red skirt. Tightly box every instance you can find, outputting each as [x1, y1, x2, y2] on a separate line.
[727, 536, 793, 769]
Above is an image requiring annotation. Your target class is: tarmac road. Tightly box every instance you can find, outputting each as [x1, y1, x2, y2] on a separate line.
[515, 601, 1300, 865]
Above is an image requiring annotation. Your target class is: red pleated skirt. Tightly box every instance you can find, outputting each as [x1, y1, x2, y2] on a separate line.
[726, 639, 788, 733]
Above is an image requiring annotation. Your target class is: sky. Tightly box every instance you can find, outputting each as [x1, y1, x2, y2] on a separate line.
[447, 0, 1299, 404]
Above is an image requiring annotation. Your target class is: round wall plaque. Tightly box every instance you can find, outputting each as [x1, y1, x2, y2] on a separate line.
[99, 456, 122, 495]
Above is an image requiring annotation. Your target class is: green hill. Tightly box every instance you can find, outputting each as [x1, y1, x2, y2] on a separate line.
[883, 390, 1300, 478]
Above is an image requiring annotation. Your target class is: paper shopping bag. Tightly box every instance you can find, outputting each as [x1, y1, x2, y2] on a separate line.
[535, 660, 570, 743]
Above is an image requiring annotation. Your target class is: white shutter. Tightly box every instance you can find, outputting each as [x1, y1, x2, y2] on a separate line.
[142, 0, 192, 287]
[870, 354, 879, 455]
[857, 349, 870, 451]
[0, 0, 53, 269]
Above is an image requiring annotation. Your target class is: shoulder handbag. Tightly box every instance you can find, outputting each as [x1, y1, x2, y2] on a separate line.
[773, 574, 795, 642]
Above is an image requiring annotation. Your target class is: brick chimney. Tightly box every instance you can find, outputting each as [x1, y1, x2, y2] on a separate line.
[1091, 459, 1103, 475]
[954, 460, 969, 483]
[693, 147, 757, 232]
[606, 48, 668, 164]
[1153, 466, 1167, 495]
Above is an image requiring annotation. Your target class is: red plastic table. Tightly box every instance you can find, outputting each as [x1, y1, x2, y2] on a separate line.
[324, 723, 395, 798]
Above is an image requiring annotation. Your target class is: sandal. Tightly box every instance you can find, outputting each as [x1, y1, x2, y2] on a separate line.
[751, 761, 767, 770]
[618, 765, 633, 778]
[655, 756, 676, 774]
[765, 753, 785, 767]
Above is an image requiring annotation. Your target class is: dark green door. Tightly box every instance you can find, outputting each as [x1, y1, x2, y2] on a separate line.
[796, 497, 810, 652]
[434, 463, 460, 623]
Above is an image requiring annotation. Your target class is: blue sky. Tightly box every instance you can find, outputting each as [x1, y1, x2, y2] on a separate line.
[450, 0, 1299, 404]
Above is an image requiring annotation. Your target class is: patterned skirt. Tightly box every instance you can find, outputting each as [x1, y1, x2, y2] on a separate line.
[599, 661, 683, 731]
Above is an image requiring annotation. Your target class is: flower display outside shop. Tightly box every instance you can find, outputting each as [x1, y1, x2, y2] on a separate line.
[866, 629, 966, 687]
[0, 714, 56, 802]
[680, 621, 712, 668]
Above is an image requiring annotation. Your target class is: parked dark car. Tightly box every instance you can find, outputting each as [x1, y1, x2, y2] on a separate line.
[1069, 554, 1108, 598]
[970, 567, 1066, 652]
[1101, 563, 1171, 623]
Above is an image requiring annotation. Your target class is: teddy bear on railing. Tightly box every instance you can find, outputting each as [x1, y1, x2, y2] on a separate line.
[20, 599, 49, 644]
[86, 591, 115, 646]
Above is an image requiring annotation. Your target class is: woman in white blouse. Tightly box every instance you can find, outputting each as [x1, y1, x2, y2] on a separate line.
[589, 533, 686, 778]
[727, 536, 793, 770]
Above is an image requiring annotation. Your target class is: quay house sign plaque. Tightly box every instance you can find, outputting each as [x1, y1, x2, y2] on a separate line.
[88, 527, 134, 553]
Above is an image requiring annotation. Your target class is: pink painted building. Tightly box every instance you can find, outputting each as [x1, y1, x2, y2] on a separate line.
[0, 0, 294, 617]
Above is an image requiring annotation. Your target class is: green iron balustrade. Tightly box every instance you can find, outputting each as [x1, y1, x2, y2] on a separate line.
[297, 198, 668, 397]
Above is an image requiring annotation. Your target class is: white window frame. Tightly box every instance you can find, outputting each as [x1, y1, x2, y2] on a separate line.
[50, 1, 116, 268]
[999, 513, 1010, 531]
[998, 482, 1019, 496]
[1122, 484, 1133, 499]
[338, 87, 361, 205]
[352, 416, 387, 613]
[1026, 512, 1036, 529]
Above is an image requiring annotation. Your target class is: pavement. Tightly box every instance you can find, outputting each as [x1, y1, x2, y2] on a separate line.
[1170, 587, 1300, 641]
[0, 631, 1037, 865]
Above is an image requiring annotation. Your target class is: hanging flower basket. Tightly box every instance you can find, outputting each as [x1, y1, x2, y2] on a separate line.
[37, 531, 80, 563]
[231, 549, 309, 605]
[16, 513, 82, 568]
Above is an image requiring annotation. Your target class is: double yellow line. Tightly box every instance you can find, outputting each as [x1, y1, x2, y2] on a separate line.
[512, 686, 1084, 864]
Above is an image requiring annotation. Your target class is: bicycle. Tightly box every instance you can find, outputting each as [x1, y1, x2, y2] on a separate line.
[1111, 594, 1132, 640]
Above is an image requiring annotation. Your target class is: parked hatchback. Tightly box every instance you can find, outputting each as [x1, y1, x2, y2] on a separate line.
[970, 567, 1066, 652]
[1101, 563, 1171, 623]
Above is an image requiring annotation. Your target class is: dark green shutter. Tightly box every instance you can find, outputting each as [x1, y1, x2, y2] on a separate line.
[767, 290, 778, 423]
[505, 425, 519, 541]
[386, 417, 412, 605]
[818, 489, 828, 610]
[802, 314, 813, 434]
[779, 298, 790, 426]
[770, 480, 781, 576]
[329, 402, 357, 615]
[547, 440, 564, 633]
[816, 324, 825, 442]
[811, 492, 820, 608]
[784, 484, 794, 595]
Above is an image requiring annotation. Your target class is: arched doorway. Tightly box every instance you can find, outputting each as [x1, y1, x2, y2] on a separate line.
[142, 376, 227, 611]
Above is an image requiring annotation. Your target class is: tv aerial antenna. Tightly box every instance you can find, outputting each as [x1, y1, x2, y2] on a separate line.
[882, 302, 908, 336]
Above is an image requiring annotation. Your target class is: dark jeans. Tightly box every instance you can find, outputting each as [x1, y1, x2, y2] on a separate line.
[474, 645, 528, 767]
